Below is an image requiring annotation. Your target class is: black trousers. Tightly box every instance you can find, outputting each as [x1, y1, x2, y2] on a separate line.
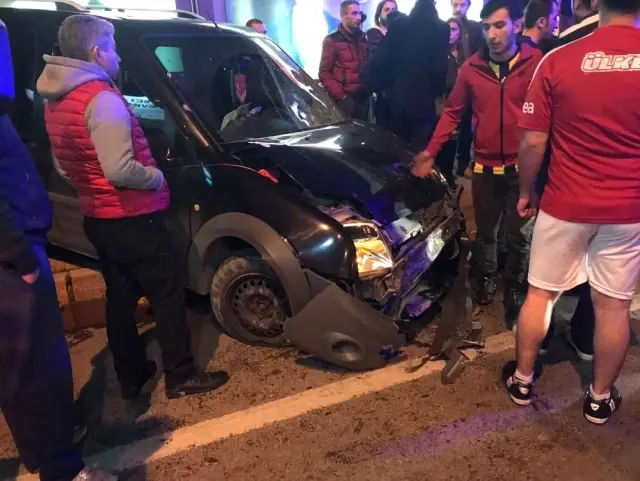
[471, 168, 530, 288]
[83, 212, 194, 387]
[0, 245, 84, 481]
[566, 283, 596, 352]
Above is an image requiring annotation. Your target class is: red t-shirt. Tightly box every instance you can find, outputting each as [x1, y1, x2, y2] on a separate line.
[519, 25, 640, 224]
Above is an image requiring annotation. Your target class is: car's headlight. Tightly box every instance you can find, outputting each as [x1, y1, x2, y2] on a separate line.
[343, 220, 393, 279]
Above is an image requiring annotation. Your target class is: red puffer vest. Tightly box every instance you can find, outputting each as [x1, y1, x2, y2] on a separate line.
[44, 80, 169, 219]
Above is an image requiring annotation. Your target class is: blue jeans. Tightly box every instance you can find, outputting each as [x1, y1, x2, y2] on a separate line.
[0, 245, 84, 481]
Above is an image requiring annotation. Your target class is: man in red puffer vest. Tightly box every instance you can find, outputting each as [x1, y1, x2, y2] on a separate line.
[37, 14, 229, 400]
[319, 0, 369, 120]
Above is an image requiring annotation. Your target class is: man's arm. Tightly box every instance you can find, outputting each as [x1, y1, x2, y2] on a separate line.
[425, 63, 470, 158]
[0, 197, 39, 276]
[85, 92, 165, 191]
[318, 37, 347, 100]
[517, 56, 553, 202]
[518, 130, 549, 197]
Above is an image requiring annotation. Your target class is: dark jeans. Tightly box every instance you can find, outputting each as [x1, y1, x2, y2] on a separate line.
[472, 168, 530, 288]
[0, 245, 84, 481]
[83, 212, 194, 387]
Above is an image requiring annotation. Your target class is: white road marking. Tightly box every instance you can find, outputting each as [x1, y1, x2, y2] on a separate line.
[9, 332, 516, 480]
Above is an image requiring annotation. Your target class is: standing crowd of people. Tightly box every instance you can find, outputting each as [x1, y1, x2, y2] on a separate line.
[316, 0, 640, 428]
[0, 0, 639, 479]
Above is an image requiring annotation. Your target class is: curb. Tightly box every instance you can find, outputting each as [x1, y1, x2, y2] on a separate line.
[54, 267, 151, 333]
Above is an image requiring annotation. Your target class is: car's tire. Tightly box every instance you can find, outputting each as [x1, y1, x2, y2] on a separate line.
[210, 256, 292, 347]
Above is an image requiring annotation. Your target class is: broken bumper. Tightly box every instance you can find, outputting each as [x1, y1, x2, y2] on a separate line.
[284, 270, 405, 371]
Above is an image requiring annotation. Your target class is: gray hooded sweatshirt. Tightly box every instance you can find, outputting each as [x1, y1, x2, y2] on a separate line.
[36, 55, 165, 192]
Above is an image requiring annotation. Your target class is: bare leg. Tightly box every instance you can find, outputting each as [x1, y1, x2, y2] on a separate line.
[591, 288, 631, 395]
[516, 286, 561, 377]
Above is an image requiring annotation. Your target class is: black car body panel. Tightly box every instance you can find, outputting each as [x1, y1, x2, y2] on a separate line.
[1, 4, 462, 370]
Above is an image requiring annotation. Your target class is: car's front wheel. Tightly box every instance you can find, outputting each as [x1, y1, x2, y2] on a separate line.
[210, 256, 292, 347]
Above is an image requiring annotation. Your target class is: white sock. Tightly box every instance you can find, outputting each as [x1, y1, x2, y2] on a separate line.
[514, 368, 534, 385]
[589, 384, 610, 401]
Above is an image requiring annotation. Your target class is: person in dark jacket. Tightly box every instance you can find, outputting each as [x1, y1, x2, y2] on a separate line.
[558, 0, 599, 42]
[412, 0, 542, 327]
[519, 0, 561, 51]
[452, 0, 484, 177]
[319, 0, 369, 120]
[361, 0, 450, 150]
[366, 0, 398, 56]
[366, 0, 398, 127]
[0, 19, 116, 481]
[434, 16, 466, 185]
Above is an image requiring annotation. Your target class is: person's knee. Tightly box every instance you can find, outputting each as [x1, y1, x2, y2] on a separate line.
[590, 287, 631, 314]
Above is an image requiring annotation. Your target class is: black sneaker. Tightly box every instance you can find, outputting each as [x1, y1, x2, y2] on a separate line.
[121, 360, 158, 400]
[583, 386, 622, 425]
[165, 370, 230, 399]
[475, 275, 496, 305]
[502, 360, 534, 406]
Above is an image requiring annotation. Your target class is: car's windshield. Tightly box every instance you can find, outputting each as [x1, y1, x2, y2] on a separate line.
[143, 34, 347, 143]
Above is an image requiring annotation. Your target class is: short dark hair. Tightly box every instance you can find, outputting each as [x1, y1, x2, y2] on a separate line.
[480, 0, 525, 19]
[374, 0, 398, 26]
[340, 0, 360, 13]
[600, 0, 640, 13]
[523, 0, 557, 28]
[245, 18, 263, 28]
[58, 14, 115, 61]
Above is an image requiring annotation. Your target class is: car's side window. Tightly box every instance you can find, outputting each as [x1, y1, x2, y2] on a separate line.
[119, 69, 193, 168]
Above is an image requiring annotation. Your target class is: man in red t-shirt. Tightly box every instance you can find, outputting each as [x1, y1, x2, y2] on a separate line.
[504, 0, 640, 424]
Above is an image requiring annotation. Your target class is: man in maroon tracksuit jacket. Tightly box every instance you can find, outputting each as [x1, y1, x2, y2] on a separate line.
[412, 0, 543, 328]
[319, 0, 369, 120]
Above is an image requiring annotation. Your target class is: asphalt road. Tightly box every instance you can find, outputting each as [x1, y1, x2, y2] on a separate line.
[2, 180, 640, 481]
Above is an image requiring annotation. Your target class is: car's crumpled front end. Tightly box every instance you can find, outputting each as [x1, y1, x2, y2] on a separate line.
[284, 180, 464, 371]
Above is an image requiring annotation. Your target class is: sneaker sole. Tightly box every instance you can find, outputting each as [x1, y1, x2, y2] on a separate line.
[508, 394, 532, 407]
[583, 412, 610, 425]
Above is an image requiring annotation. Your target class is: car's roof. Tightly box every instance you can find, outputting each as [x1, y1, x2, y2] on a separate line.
[0, 5, 260, 38]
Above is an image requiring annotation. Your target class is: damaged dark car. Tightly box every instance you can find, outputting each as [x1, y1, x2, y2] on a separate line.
[3, 4, 464, 370]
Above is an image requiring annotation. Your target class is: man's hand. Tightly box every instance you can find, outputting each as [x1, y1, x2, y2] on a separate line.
[411, 150, 435, 178]
[22, 269, 39, 285]
[517, 192, 539, 218]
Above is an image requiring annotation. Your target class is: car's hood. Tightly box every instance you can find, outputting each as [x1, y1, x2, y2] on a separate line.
[225, 123, 451, 226]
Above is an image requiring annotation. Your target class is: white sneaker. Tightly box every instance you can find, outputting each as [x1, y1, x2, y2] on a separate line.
[73, 467, 118, 481]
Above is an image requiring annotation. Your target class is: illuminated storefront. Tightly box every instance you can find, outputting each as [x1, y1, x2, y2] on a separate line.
[225, 0, 482, 75]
